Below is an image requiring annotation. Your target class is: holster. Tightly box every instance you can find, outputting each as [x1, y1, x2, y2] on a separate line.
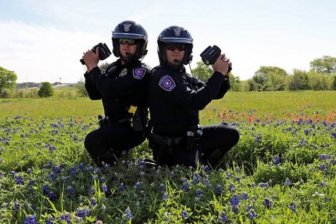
[132, 107, 148, 133]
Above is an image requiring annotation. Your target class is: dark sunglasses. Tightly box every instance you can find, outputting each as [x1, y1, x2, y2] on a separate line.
[119, 39, 136, 45]
[166, 44, 186, 51]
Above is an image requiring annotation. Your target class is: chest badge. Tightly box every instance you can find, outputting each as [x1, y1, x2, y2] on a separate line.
[133, 68, 146, 80]
[159, 75, 176, 91]
[119, 68, 128, 77]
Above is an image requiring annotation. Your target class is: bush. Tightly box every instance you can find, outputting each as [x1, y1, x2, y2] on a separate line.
[38, 82, 54, 97]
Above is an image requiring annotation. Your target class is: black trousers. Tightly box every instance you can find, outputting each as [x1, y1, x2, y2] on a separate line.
[199, 123, 240, 167]
[150, 123, 240, 168]
[84, 121, 145, 166]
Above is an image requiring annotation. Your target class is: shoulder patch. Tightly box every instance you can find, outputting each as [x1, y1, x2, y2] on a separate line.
[159, 75, 176, 92]
[133, 67, 146, 80]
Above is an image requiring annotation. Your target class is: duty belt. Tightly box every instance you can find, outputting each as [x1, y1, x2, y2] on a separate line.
[149, 132, 184, 147]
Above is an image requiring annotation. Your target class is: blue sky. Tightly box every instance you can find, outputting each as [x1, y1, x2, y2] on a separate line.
[0, 0, 336, 83]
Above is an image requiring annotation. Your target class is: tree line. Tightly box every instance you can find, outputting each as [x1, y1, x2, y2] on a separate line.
[1, 56, 336, 98]
[192, 55, 336, 91]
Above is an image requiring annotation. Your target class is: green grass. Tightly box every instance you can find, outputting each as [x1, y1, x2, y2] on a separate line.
[1, 91, 335, 121]
[0, 91, 335, 223]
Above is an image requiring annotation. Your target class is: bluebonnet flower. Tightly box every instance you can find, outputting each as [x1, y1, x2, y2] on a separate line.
[241, 192, 249, 200]
[162, 191, 169, 200]
[218, 212, 228, 223]
[319, 164, 327, 172]
[319, 181, 327, 187]
[192, 173, 202, 184]
[255, 135, 262, 143]
[225, 172, 232, 179]
[59, 213, 71, 224]
[124, 207, 132, 220]
[24, 215, 37, 224]
[137, 159, 145, 169]
[196, 189, 203, 200]
[48, 191, 57, 201]
[284, 178, 292, 186]
[230, 195, 240, 207]
[90, 198, 96, 206]
[247, 208, 257, 219]
[42, 185, 50, 195]
[263, 198, 272, 208]
[101, 183, 109, 193]
[289, 202, 296, 212]
[181, 180, 190, 192]
[330, 159, 336, 165]
[159, 183, 166, 192]
[15, 176, 24, 185]
[228, 183, 236, 192]
[273, 155, 281, 165]
[67, 185, 75, 196]
[13, 201, 20, 212]
[181, 210, 189, 219]
[69, 167, 77, 176]
[319, 154, 330, 160]
[331, 132, 336, 139]
[202, 165, 212, 174]
[214, 184, 223, 196]
[75, 207, 91, 219]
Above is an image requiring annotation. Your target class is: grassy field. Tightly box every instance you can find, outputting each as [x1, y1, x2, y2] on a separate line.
[0, 91, 335, 223]
[1, 91, 335, 121]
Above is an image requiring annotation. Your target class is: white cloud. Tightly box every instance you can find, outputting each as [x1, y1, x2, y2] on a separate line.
[0, 21, 109, 83]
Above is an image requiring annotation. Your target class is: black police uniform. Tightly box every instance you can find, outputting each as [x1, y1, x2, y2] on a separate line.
[84, 59, 150, 166]
[148, 64, 239, 168]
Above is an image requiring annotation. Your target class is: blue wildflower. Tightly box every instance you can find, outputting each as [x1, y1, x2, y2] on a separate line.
[241, 192, 249, 200]
[181, 180, 190, 192]
[229, 183, 236, 192]
[90, 198, 96, 206]
[59, 213, 71, 224]
[273, 155, 281, 165]
[218, 212, 228, 223]
[289, 202, 296, 212]
[231, 195, 240, 207]
[263, 198, 272, 208]
[181, 210, 189, 219]
[196, 189, 203, 200]
[214, 184, 223, 196]
[192, 173, 202, 184]
[15, 176, 24, 185]
[24, 215, 37, 224]
[67, 185, 75, 196]
[247, 208, 257, 219]
[284, 178, 292, 186]
[124, 207, 132, 220]
[101, 183, 109, 193]
[319, 164, 327, 172]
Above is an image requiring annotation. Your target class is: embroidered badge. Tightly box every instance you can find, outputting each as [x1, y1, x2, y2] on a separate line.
[133, 68, 146, 80]
[123, 23, 132, 32]
[173, 27, 182, 36]
[159, 75, 176, 91]
[119, 68, 128, 77]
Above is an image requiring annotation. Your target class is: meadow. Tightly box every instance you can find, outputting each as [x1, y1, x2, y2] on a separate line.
[0, 91, 335, 223]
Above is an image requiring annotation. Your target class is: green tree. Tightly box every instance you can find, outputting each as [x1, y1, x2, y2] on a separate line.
[253, 66, 288, 91]
[191, 61, 212, 82]
[0, 66, 17, 97]
[332, 76, 336, 90]
[38, 82, 54, 97]
[288, 69, 310, 90]
[307, 71, 329, 90]
[310, 56, 336, 74]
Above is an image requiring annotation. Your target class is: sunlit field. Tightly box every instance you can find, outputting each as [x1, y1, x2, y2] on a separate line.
[0, 91, 335, 223]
